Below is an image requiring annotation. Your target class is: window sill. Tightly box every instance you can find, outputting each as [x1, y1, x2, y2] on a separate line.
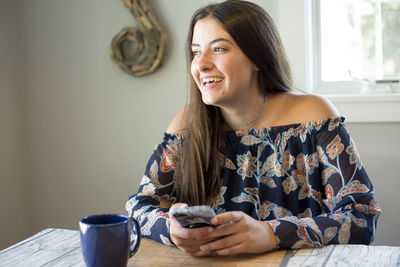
[321, 93, 400, 123]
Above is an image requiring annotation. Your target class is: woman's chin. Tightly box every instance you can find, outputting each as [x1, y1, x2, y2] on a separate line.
[201, 97, 216, 106]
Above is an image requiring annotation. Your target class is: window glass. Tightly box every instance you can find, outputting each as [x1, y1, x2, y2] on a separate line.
[320, 0, 400, 82]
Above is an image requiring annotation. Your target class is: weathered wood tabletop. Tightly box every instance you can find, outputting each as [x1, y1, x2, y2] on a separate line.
[1, 228, 399, 266]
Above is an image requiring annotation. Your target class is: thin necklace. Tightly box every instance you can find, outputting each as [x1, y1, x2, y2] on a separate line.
[234, 96, 267, 130]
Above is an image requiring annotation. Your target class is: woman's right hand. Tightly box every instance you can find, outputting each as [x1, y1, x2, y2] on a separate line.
[169, 203, 216, 256]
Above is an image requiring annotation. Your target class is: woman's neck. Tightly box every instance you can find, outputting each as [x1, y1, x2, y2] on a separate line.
[220, 94, 267, 131]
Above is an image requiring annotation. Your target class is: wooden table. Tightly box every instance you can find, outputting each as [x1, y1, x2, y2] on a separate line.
[130, 237, 285, 267]
[1, 228, 399, 266]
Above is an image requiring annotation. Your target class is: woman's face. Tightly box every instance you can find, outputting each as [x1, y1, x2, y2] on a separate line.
[190, 17, 259, 108]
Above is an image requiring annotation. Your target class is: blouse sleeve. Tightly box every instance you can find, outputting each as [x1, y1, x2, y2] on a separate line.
[125, 133, 181, 246]
[267, 119, 381, 249]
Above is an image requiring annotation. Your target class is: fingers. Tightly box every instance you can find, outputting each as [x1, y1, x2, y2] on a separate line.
[170, 208, 277, 256]
[198, 213, 246, 254]
[169, 203, 216, 256]
[197, 211, 244, 240]
[181, 245, 213, 257]
[170, 203, 214, 240]
[212, 243, 246, 256]
[171, 227, 215, 256]
[200, 232, 242, 254]
[172, 226, 213, 243]
[201, 233, 247, 256]
[199, 213, 278, 255]
[211, 211, 243, 225]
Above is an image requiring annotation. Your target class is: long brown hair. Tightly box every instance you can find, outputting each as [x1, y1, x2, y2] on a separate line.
[174, 0, 293, 206]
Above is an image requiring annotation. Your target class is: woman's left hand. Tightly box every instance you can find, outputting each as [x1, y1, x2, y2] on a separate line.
[198, 211, 278, 255]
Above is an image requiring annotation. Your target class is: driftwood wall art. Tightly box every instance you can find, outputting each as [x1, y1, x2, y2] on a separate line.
[110, 0, 167, 77]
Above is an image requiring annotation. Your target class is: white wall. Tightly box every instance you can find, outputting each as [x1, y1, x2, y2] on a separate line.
[0, 0, 31, 249]
[346, 123, 400, 246]
[20, 0, 190, 235]
[0, 0, 398, 249]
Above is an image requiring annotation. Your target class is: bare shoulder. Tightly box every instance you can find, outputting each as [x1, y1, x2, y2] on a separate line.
[166, 106, 188, 134]
[286, 93, 340, 122]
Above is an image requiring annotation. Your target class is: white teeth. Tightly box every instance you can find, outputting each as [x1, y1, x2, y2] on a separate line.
[201, 77, 224, 85]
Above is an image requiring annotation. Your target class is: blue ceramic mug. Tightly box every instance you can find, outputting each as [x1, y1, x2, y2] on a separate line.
[79, 214, 141, 267]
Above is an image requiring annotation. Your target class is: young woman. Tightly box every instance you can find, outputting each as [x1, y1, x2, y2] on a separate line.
[126, 0, 380, 256]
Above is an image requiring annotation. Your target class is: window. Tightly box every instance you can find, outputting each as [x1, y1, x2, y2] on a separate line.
[307, 0, 400, 94]
[306, 0, 400, 122]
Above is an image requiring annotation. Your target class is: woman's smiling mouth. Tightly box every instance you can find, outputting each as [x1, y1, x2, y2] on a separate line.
[201, 76, 225, 87]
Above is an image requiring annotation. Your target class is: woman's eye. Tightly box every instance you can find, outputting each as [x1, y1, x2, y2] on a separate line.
[192, 51, 200, 57]
[214, 47, 226, 52]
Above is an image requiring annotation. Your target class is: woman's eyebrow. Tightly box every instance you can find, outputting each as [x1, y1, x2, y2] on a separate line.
[191, 38, 233, 48]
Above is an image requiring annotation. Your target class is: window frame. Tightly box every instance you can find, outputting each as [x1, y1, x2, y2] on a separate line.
[305, 0, 400, 123]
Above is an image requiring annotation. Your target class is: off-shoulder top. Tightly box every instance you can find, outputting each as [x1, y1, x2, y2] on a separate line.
[126, 117, 381, 249]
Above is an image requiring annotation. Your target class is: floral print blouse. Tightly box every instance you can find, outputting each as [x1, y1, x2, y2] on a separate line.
[126, 117, 381, 249]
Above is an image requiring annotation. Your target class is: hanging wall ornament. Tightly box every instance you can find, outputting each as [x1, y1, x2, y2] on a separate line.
[110, 0, 167, 77]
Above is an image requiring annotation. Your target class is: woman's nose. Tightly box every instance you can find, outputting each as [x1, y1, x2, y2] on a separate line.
[197, 52, 213, 72]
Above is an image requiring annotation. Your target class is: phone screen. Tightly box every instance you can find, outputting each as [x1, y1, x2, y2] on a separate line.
[170, 206, 216, 228]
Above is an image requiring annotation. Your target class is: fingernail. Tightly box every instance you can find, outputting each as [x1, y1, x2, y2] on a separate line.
[200, 245, 208, 251]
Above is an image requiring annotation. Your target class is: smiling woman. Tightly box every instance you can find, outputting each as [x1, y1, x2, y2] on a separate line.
[190, 18, 260, 111]
[125, 0, 380, 257]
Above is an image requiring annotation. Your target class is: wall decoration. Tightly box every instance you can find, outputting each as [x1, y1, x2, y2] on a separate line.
[110, 0, 167, 77]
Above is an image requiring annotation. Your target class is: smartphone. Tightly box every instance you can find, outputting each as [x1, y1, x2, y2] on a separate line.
[170, 205, 216, 229]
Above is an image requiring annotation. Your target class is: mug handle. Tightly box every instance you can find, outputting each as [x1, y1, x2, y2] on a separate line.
[129, 217, 141, 257]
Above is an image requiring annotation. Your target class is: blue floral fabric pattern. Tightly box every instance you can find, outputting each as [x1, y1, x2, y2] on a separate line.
[126, 117, 381, 249]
